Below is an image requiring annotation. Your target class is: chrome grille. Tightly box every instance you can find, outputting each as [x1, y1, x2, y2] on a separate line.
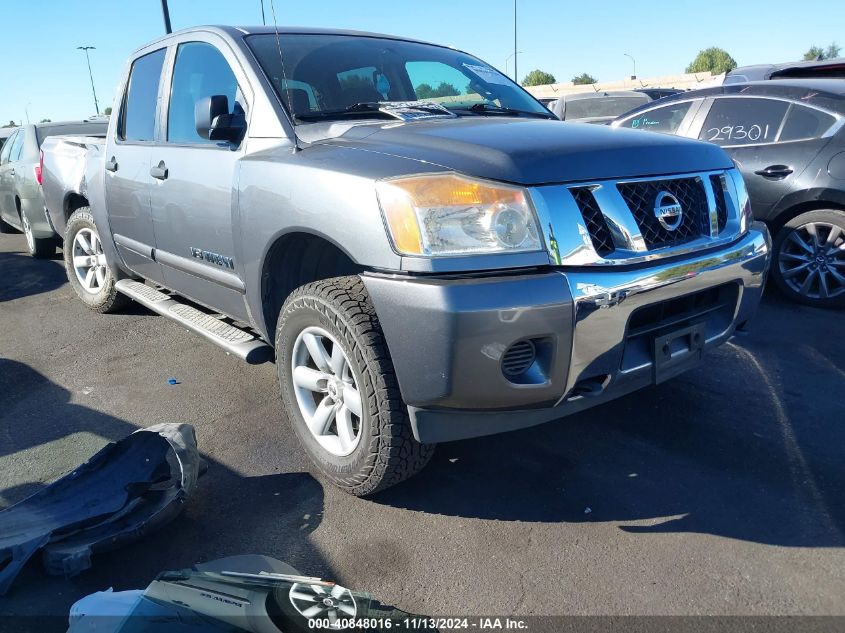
[617, 177, 709, 250]
[710, 174, 729, 233]
[570, 187, 614, 256]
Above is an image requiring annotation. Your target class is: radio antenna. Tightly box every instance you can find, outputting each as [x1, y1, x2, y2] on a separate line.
[268, 0, 300, 151]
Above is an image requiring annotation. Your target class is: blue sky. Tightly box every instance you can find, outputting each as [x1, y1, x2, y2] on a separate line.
[1, 0, 842, 124]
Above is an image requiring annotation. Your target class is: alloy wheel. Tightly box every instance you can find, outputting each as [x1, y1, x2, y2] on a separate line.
[290, 326, 364, 457]
[778, 221, 845, 300]
[72, 228, 108, 294]
[289, 582, 357, 627]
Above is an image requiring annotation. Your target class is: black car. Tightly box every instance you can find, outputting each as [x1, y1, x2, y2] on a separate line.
[613, 79, 845, 307]
[725, 57, 845, 84]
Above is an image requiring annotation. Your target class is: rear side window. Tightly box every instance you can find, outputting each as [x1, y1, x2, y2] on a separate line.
[779, 105, 837, 142]
[8, 129, 25, 161]
[167, 42, 240, 145]
[119, 49, 166, 142]
[0, 131, 16, 164]
[699, 98, 788, 146]
[621, 102, 693, 134]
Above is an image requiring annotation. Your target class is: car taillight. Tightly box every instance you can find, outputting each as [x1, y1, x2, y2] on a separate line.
[35, 150, 43, 185]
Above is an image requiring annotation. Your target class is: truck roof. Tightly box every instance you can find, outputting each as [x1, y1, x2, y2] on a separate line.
[131, 25, 437, 56]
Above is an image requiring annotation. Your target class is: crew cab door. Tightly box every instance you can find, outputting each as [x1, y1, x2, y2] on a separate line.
[148, 38, 250, 321]
[105, 48, 167, 284]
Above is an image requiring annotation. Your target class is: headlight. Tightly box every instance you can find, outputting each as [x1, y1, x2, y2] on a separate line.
[376, 174, 543, 256]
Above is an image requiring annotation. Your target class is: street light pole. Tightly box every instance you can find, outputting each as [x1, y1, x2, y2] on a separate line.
[513, 0, 518, 83]
[624, 53, 637, 80]
[77, 46, 100, 116]
[160, 0, 173, 34]
[260, 0, 266, 25]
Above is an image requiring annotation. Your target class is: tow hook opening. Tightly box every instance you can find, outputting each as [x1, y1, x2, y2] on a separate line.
[566, 374, 611, 400]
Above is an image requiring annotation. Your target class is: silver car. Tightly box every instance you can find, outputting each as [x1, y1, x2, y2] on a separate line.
[0, 120, 107, 257]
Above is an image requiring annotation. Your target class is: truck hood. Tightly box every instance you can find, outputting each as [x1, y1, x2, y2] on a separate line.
[319, 117, 733, 186]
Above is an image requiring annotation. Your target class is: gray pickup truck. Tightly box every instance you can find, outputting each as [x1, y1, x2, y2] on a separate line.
[41, 26, 771, 495]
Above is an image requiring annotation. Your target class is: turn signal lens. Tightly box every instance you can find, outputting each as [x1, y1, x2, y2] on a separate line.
[376, 174, 542, 256]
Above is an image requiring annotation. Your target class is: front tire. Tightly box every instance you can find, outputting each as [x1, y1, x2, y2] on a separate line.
[771, 209, 845, 308]
[64, 207, 130, 313]
[276, 276, 434, 496]
[21, 210, 56, 259]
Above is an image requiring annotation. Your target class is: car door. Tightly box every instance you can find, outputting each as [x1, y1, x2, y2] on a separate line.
[0, 130, 19, 224]
[691, 97, 838, 219]
[148, 37, 250, 321]
[105, 48, 167, 284]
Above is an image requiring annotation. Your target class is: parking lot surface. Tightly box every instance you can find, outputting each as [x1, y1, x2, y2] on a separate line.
[0, 232, 843, 626]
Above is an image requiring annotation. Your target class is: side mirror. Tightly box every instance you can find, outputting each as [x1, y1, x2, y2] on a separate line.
[195, 95, 245, 143]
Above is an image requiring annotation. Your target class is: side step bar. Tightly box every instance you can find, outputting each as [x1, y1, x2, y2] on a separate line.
[115, 280, 272, 364]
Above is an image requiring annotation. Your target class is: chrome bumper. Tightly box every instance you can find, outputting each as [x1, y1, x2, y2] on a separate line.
[364, 223, 771, 443]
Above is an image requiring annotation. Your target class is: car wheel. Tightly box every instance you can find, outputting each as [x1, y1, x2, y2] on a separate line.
[276, 276, 435, 496]
[21, 210, 56, 259]
[772, 209, 845, 308]
[64, 207, 130, 313]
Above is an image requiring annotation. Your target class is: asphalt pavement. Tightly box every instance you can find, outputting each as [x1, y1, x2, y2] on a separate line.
[0, 232, 843, 627]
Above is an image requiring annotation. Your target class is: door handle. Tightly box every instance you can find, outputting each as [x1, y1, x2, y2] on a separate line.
[754, 165, 793, 179]
[105, 157, 118, 172]
[150, 161, 168, 181]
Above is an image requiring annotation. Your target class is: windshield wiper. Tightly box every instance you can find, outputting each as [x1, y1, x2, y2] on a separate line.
[293, 102, 395, 122]
[453, 103, 556, 119]
[294, 101, 454, 122]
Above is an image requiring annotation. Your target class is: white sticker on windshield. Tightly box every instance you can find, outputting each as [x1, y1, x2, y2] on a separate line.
[463, 63, 511, 86]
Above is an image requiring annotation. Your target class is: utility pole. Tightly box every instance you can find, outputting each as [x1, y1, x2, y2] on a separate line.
[513, 0, 518, 83]
[160, 0, 172, 34]
[624, 53, 637, 80]
[77, 46, 100, 115]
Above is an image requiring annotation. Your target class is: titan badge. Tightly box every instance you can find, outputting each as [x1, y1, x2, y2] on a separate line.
[190, 247, 235, 269]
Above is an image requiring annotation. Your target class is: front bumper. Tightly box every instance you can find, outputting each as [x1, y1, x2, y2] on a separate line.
[362, 223, 771, 443]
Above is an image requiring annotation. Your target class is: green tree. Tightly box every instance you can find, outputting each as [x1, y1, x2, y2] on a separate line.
[415, 82, 461, 99]
[3, 120, 16, 128]
[104, 107, 112, 116]
[39, 118, 51, 123]
[803, 42, 841, 60]
[521, 69, 556, 87]
[571, 72, 597, 85]
[686, 47, 737, 74]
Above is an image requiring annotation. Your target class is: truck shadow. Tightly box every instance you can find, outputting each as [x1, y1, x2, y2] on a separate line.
[0, 359, 331, 622]
[375, 295, 845, 548]
[0, 251, 67, 303]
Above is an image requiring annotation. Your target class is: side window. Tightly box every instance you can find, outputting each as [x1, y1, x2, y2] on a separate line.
[168, 42, 240, 145]
[119, 48, 166, 142]
[620, 102, 693, 134]
[0, 131, 16, 164]
[698, 98, 788, 146]
[779, 105, 837, 142]
[9, 129, 25, 162]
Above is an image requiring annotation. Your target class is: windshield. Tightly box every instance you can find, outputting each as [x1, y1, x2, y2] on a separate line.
[564, 95, 651, 121]
[247, 33, 549, 121]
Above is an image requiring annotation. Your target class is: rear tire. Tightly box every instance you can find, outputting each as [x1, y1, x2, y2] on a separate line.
[771, 209, 845, 308]
[64, 207, 130, 313]
[21, 210, 56, 259]
[276, 276, 434, 496]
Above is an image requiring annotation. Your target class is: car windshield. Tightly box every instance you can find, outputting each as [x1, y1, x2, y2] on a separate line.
[564, 95, 651, 120]
[247, 33, 550, 121]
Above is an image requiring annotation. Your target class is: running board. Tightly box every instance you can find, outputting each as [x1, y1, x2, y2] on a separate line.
[115, 280, 272, 364]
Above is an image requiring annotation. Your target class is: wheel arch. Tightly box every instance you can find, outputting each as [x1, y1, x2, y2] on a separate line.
[259, 229, 365, 342]
[767, 188, 845, 234]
